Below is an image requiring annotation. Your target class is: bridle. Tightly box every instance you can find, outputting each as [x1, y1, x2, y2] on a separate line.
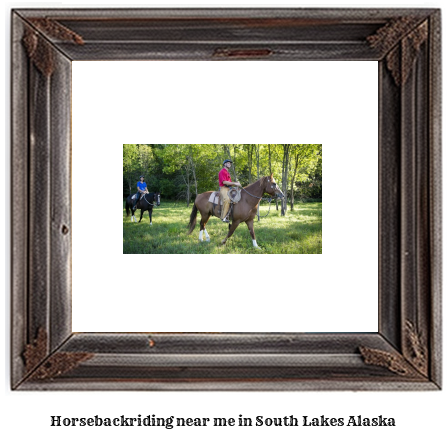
[267, 177, 282, 193]
[239, 178, 283, 219]
[242, 177, 282, 200]
[142, 193, 160, 206]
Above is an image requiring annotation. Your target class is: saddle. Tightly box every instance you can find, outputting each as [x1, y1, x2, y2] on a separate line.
[131, 192, 149, 201]
[228, 187, 242, 203]
[208, 187, 241, 205]
[208, 191, 222, 205]
[209, 187, 241, 221]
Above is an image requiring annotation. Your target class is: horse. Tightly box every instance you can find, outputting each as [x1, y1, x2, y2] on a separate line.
[125, 192, 160, 225]
[188, 174, 284, 248]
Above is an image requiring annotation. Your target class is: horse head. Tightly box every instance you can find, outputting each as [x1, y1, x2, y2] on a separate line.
[264, 174, 284, 199]
[155, 193, 161, 206]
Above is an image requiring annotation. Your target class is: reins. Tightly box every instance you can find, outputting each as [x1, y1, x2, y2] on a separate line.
[241, 186, 262, 199]
[259, 197, 275, 218]
[142, 193, 156, 206]
[241, 182, 276, 219]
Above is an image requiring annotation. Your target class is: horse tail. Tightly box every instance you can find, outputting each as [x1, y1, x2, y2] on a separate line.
[188, 203, 198, 235]
[125, 198, 130, 217]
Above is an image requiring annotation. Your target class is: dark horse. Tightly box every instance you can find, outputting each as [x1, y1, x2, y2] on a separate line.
[188, 174, 284, 248]
[125, 192, 160, 225]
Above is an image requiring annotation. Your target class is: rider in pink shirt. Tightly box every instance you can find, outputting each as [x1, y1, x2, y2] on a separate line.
[218, 160, 241, 222]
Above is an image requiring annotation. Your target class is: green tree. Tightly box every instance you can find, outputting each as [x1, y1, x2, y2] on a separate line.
[123, 143, 322, 205]
[290, 144, 322, 210]
[123, 144, 138, 196]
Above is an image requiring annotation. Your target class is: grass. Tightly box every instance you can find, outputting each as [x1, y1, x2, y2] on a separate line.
[123, 200, 322, 254]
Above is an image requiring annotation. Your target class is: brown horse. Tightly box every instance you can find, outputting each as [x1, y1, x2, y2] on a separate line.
[188, 174, 284, 247]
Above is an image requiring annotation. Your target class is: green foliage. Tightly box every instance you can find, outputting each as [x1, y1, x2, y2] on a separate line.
[123, 201, 322, 254]
[292, 145, 322, 201]
[123, 144, 323, 203]
[123, 144, 156, 196]
[158, 178, 177, 199]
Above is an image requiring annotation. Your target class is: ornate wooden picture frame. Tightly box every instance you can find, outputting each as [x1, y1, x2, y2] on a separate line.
[11, 8, 441, 390]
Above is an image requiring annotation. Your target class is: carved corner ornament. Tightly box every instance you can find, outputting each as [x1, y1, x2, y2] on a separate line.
[359, 346, 422, 379]
[404, 320, 428, 376]
[23, 328, 93, 381]
[22, 17, 84, 77]
[360, 320, 428, 379]
[367, 17, 429, 86]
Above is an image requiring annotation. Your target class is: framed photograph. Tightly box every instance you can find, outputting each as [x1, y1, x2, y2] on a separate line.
[121, 143, 323, 255]
[11, 8, 441, 390]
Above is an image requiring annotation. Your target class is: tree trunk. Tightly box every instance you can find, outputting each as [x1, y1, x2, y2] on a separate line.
[182, 163, 192, 207]
[185, 171, 191, 207]
[247, 144, 254, 184]
[188, 148, 198, 198]
[268, 144, 278, 209]
[233, 145, 238, 181]
[191, 158, 198, 197]
[281, 145, 291, 216]
[224, 144, 237, 180]
[256, 145, 260, 221]
[290, 153, 300, 211]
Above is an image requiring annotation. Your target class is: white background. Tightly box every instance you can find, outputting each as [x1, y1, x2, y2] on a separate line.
[72, 60, 378, 332]
[2, 1, 445, 438]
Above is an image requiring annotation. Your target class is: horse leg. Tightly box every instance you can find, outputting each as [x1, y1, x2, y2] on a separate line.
[138, 208, 144, 223]
[131, 201, 137, 222]
[221, 220, 241, 245]
[149, 208, 153, 226]
[246, 220, 260, 248]
[199, 214, 211, 242]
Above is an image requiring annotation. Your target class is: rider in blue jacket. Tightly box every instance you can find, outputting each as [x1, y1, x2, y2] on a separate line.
[132, 175, 148, 210]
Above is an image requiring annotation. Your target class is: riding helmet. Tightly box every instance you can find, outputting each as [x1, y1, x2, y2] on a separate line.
[223, 159, 232, 166]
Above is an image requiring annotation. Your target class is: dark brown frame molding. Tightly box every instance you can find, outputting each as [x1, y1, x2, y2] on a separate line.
[11, 8, 442, 390]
